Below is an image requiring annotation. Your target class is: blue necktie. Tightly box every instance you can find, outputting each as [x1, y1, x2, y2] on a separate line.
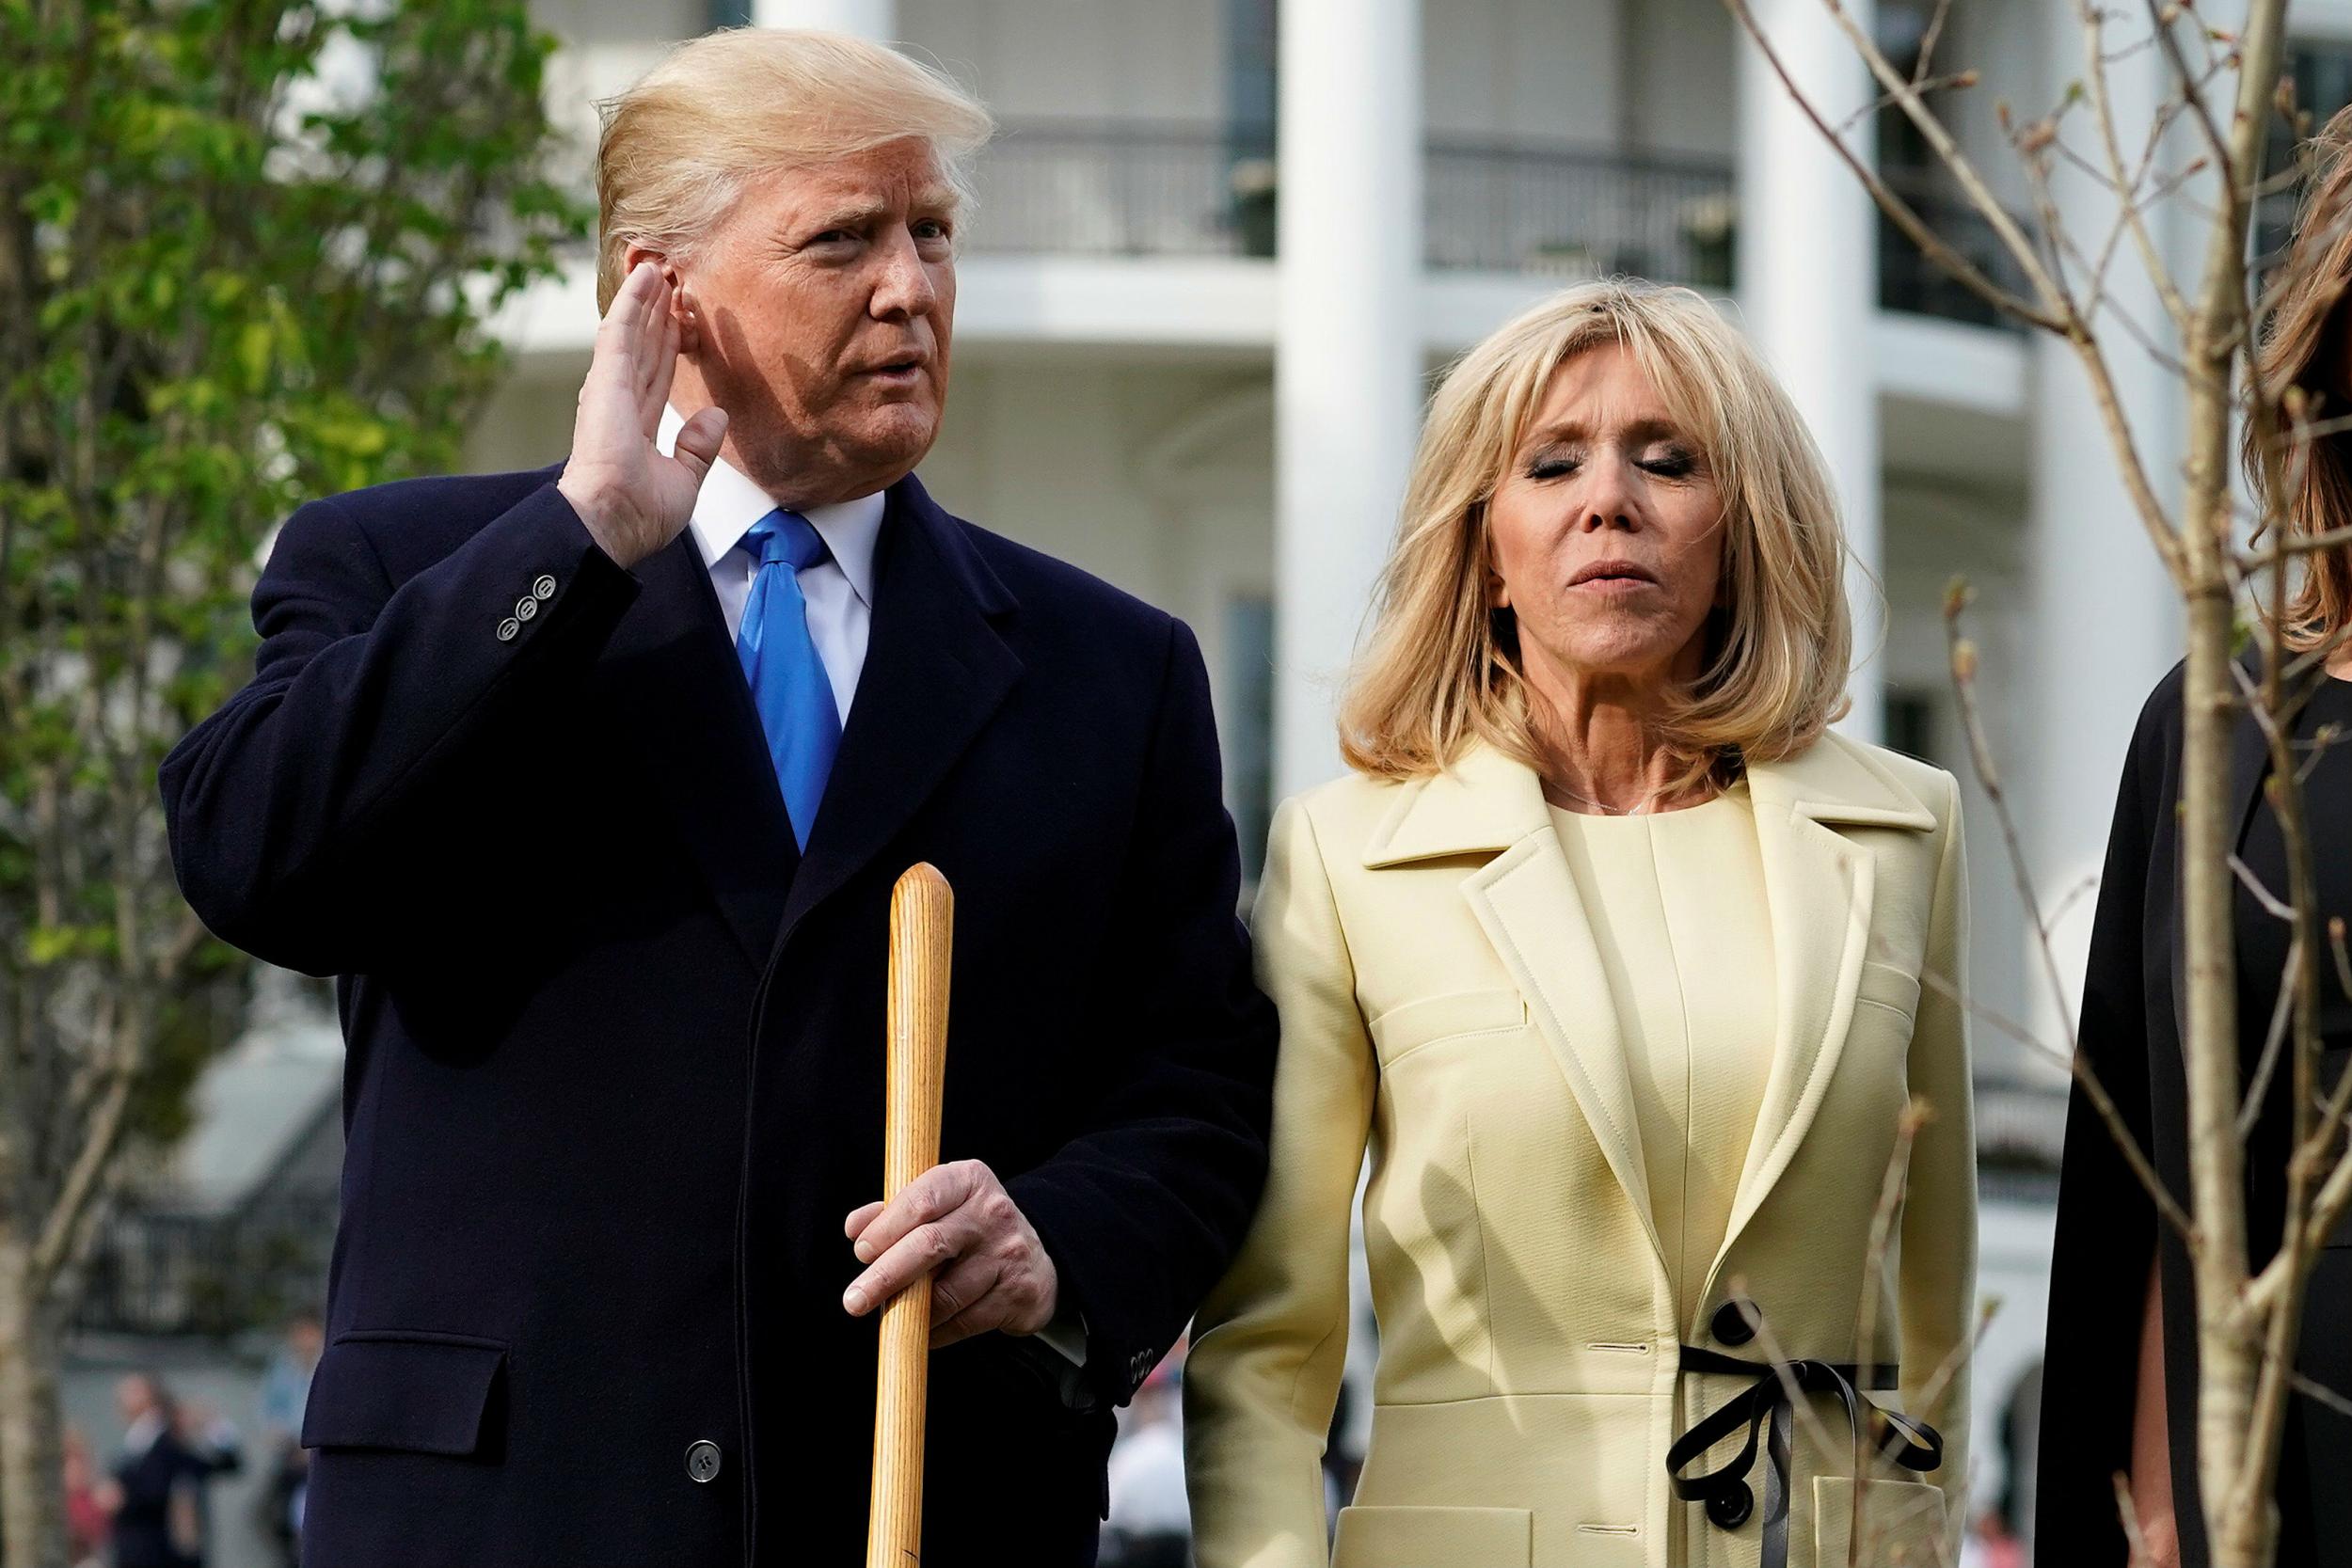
[736, 509, 842, 850]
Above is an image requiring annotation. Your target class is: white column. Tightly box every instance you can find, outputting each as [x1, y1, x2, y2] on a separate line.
[1273, 0, 1422, 800]
[1736, 0, 1883, 742]
[751, 0, 894, 38]
[2021, 7, 2179, 1053]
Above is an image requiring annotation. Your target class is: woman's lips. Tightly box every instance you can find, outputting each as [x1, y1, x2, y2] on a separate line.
[1568, 562, 1659, 593]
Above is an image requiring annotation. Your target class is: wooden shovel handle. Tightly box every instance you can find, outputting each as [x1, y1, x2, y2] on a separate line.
[866, 863, 952, 1568]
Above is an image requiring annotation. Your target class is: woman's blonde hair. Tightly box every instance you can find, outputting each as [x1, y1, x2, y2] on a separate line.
[1338, 278, 1852, 784]
[594, 29, 994, 312]
[2246, 103, 2352, 652]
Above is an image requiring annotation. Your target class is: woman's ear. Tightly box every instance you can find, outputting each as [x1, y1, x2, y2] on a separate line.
[1483, 523, 1511, 610]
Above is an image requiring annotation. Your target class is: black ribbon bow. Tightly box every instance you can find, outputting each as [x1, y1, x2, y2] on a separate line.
[1666, 1343, 1943, 1568]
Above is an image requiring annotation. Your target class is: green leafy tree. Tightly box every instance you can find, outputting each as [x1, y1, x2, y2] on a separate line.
[0, 3, 589, 1560]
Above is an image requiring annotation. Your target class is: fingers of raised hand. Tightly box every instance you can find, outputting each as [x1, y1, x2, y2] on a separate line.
[640, 305, 681, 420]
[595, 261, 655, 357]
[636, 274, 672, 383]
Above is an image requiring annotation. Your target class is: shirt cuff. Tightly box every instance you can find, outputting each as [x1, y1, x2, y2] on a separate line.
[1036, 1300, 1089, 1367]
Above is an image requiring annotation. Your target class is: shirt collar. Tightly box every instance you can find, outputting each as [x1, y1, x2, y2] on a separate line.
[657, 404, 884, 608]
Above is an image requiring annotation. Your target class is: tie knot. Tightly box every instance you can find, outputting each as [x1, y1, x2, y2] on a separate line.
[744, 508, 828, 573]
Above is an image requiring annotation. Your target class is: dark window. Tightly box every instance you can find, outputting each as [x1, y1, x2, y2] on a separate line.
[1883, 687, 1943, 767]
[2259, 40, 2352, 270]
[1225, 594, 1275, 886]
[1227, 0, 1278, 143]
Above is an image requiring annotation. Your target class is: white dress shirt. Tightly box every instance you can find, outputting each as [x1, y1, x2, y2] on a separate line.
[656, 404, 884, 721]
[653, 405, 1089, 1381]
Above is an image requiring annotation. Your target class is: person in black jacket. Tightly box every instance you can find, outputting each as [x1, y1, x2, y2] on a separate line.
[2039, 105, 2352, 1568]
[158, 29, 1275, 1568]
[107, 1375, 238, 1568]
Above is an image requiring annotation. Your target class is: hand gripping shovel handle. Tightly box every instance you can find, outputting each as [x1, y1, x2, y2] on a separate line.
[866, 863, 952, 1568]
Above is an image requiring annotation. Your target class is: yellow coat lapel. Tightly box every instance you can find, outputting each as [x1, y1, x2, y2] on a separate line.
[1362, 743, 1666, 1272]
[1359, 734, 1940, 1297]
[1704, 736, 1939, 1297]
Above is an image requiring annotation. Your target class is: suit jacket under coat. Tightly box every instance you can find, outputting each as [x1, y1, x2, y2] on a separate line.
[2038, 657, 2352, 1568]
[158, 464, 1277, 1568]
[1183, 735, 1978, 1568]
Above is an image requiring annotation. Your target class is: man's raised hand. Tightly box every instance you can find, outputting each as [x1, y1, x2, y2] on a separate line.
[555, 261, 728, 570]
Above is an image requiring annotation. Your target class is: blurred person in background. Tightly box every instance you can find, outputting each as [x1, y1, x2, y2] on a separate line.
[60, 1425, 107, 1568]
[1184, 280, 1976, 1568]
[254, 1311, 322, 1566]
[158, 25, 1274, 1567]
[2039, 102, 2352, 1568]
[1103, 1354, 1191, 1568]
[107, 1373, 237, 1568]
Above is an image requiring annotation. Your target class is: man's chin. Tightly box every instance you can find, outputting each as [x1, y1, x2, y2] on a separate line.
[735, 404, 941, 501]
[837, 406, 940, 482]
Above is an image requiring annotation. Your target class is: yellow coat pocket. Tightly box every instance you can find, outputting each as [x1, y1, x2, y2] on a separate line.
[1813, 1476, 1948, 1566]
[1330, 1504, 1534, 1568]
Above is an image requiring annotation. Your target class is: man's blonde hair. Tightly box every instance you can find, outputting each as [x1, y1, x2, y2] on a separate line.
[594, 28, 995, 311]
[1339, 278, 1854, 784]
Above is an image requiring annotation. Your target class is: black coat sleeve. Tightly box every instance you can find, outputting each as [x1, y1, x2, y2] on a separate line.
[2035, 664, 2179, 1563]
[1004, 617, 1279, 1411]
[158, 482, 640, 977]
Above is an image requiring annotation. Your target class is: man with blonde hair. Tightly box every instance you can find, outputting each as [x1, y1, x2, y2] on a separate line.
[162, 28, 1276, 1567]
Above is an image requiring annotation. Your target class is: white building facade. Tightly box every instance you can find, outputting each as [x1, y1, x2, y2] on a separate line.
[457, 0, 2352, 1537]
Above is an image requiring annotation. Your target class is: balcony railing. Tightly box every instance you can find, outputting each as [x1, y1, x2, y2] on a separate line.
[970, 124, 2030, 334]
[950, 123, 2031, 333]
[967, 121, 1738, 288]
[1422, 139, 1736, 285]
[74, 1187, 338, 1339]
[968, 122, 1278, 260]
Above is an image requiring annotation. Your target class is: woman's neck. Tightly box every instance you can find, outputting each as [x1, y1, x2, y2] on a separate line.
[1529, 673, 1709, 816]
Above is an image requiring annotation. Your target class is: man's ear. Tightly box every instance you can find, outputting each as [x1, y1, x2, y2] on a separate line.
[659, 261, 703, 356]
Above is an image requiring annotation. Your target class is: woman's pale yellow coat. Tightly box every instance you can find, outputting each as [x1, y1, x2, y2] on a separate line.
[1184, 734, 1977, 1568]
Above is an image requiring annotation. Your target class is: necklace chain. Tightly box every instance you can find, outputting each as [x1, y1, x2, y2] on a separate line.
[1549, 778, 1723, 816]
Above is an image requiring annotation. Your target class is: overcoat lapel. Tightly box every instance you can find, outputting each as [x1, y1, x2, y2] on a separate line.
[771, 475, 1024, 955]
[603, 524, 801, 970]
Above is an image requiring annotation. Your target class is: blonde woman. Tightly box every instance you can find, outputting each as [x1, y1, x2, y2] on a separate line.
[1184, 280, 1976, 1568]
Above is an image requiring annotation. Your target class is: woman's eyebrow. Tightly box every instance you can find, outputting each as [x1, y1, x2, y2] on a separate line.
[1519, 419, 1588, 448]
[1519, 414, 1685, 449]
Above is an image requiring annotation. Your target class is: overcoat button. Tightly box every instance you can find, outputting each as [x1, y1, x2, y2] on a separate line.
[514, 596, 537, 622]
[1707, 1480, 1754, 1529]
[496, 617, 520, 642]
[532, 574, 558, 600]
[1710, 1297, 1759, 1346]
[685, 1439, 722, 1483]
